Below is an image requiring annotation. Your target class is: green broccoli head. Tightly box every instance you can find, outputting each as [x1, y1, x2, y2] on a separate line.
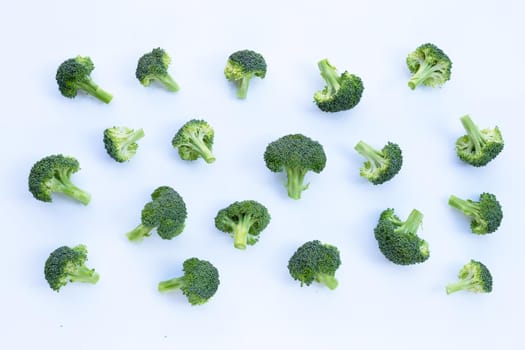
[264, 134, 327, 200]
[287, 240, 341, 290]
[448, 193, 503, 234]
[374, 208, 429, 265]
[158, 257, 220, 305]
[456, 115, 504, 167]
[103, 126, 145, 163]
[214, 200, 271, 250]
[446, 260, 493, 294]
[56, 56, 113, 103]
[172, 119, 215, 163]
[126, 186, 187, 242]
[406, 43, 452, 90]
[314, 59, 364, 113]
[224, 49, 267, 99]
[44, 244, 99, 292]
[136, 48, 179, 92]
[28, 154, 91, 205]
[354, 141, 403, 185]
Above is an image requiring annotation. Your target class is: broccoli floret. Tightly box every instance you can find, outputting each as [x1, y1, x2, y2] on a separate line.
[313, 59, 364, 112]
[158, 257, 220, 305]
[446, 260, 493, 294]
[126, 186, 187, 242]
[28, 154, 91, 205]
[287, 240, 341, 290]
[103, 126, 145, 163]
[224, 49, 267, 99]
[56, 56, 113, 103]
[448, 193, 503, 234]
[264, 134, 327, 200]
[455, 115, 504, 167]
[406, 43, 452, 90]
[44, 244, 99, 292]
[214, 200, 271, 249]
[136, 48, 179, 92]
[354, 141, 403, 185]
[171, 119, 215, 163]
[374, 208, 429, 265]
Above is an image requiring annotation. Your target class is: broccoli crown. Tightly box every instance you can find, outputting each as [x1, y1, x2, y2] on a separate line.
[446, 260, 493, 294]
[314, 59, 364, 112]
[264, 134, 327, 199]
[56, 56, 113, 103]
[28, 154, 91, 205]
[448, 193, 503, 234]
[456, 115, 504, 167]
[287, 240, 341, 290]
[44, 244, 99, 292]
[158, 257, 220, 305]
[136, 48, 179, 92]
[171, 119, 216, 163]
[224, 49, 267, 99]
[354, 141, 403, 185]
[214, 200, 271, 249]
[374, 208, 429, 265]
[103, 127, 145, 163]
[406, 43, 452, 90]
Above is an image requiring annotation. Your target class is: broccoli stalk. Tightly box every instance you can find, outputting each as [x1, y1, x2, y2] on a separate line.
[74, 79, 113, 103]
[48, 173, 91, 205]
[393, 209, 424, 237]
[448, 193, 502, 234]
[126, 224, 155, 242]
[318, 59, 341, 96]
[285, 167, 309, 200]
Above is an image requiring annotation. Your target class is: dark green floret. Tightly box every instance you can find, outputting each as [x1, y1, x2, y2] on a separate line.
[354, 141, 402, 185]
[136, 48, 179, 92]
[264, 134, 327, 200]
[448, 193, 502, 234]
[214, 200, 271, 250]
[172, 119, 215, 163]
[406, 43, 452, 90]
[224, 49, 267, 99]
[446, 260, 492, 294]
[103, 126, 145, 162]
[56, 56, 113, 103]
[158, 258, 220, 305]
[28, 154, 91, 205]
[44, 244, 99, 292]
[314, 59, 364, 112]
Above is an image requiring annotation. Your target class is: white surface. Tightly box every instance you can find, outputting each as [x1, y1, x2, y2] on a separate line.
[1, 0, 524, 348]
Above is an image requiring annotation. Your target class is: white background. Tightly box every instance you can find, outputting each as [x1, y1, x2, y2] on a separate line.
[1, 0, 524, 349]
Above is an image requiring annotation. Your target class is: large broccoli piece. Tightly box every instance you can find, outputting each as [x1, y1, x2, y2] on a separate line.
[44, 244, 99, 292]
[28, 154, 91, 205]
[264, 134, 327, 200]
[313, 59, 364, 113]
[448, 193, 502, 234]
[406, 43, 452, 90]
[224, 49, 267, 99]
[287, 240, 341, 290]
[126, 186, 187, 242]
[103, 126, 145, 163]
[214, 200, 271, 250]
[158, 257, 220, 305]
[136, 48, 179, 92]
[56, 56, 113, 103]
[455, 115, 504, 167]
[354, 141, 403, 185]
[171, 119, 215, 163]
[446, 260, 493, 294]
[374, 208, 429, 265]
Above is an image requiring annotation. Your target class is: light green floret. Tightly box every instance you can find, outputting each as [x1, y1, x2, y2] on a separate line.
[103, 127, 145, 162]
[354, 141, 403, 185]
[446, 260, 492, 294]
[172, 119, 215, 163]
[406, 43, 452, 90]
[456, 115, 503, 167]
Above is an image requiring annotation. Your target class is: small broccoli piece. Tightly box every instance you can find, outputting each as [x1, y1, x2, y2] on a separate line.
[446, 260, 493, 294]
[287, 240, 341, 290]
[171, 119, 215, 163]
[448, 193, 502, 234]
[158, 258, 220, 305]
[354, 141, 403, 185]
[224, 49, 267, 99]
[406, 43, 452, 90]
[126, 186, 187, 242]
[214, 200, 271, 249]
[136, 48, 179, 92]
[455, 115, 504, 167]
[374, 208, 429, 265]
[28, 154, 91, 205]
[313, 59, 364, 113]
[264, 134, 327, 200]
[44, 244, 99, 292]
[56, 56, 113, 103]
[103, 126, 145, 163]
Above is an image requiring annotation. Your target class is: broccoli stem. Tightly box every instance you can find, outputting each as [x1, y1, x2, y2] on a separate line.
[69, 265, 100, 284]
[158, 277, 185, 292]
[236, 76, 251, 99]
[318, 59, 341, 94]
[446, 279, 471, 294]
[77, 79, 113, 103]
[395, 209, 423, 234]
[460, 115, 483, 153]
[285, 167, 309, 200]
[51, 175, 91, 205]
[354, 141, 386, 170]
[232, 215, 254, 250]
[408, 61, 437, 90]
[126, 224, 154, 242]
[448, 195, 479, 218]
[157, 74, 180, 92]
[316, 273, 338, 290]
[122, 129, 145, 149]
[188, 134, 216, 163]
